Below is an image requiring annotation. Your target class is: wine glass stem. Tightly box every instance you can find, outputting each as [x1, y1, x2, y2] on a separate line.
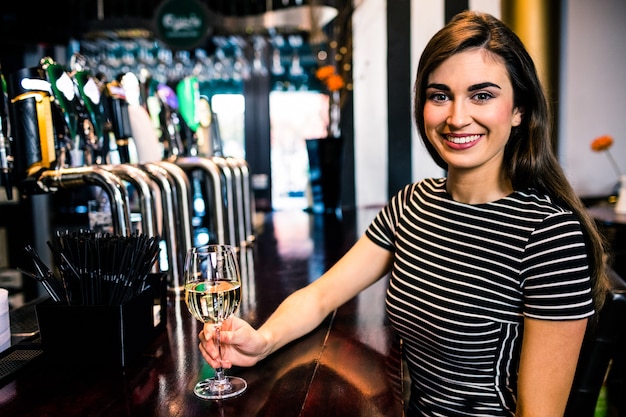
[214, 324, 226, 382]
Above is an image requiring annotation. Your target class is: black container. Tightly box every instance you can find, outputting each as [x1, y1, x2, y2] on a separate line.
[35, 273, 167, 368]
[306, 136, 344, 214]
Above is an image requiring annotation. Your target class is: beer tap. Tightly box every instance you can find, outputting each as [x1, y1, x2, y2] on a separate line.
[175, 76, 221, 158]
[0, 65, 14, 200]
[5, 64, 133, 235]
[119, 72, 162, 163]
[176, 76, 201, 156]
[70, 53, 107, 165]
[40, 56, 91, 167]
[155, 82, 185, 160]
[138, 68, 181, 160]
[6, 65, 58, 194]
[138, 70, 164, 149]
[100, 76, 133, 164]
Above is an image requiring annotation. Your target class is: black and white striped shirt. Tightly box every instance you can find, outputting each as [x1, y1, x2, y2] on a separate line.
[366, 178, 594, 417]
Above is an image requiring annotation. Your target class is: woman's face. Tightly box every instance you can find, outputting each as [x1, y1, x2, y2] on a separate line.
[423, 48, 523, 175]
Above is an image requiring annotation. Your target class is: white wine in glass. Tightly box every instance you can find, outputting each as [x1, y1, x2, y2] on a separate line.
[184, 244, 247, 400]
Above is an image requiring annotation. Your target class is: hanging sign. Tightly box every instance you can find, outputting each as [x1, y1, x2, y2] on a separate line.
[154, 0, 212, 50]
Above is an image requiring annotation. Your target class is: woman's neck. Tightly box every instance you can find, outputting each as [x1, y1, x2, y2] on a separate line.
[446, 168, 513, 205]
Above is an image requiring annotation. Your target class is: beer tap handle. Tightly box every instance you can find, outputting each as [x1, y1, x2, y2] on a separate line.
[176, 76, 201, 155]
[0, 66, 13, 199]
[40, 57, 84, 166]
[156, 83, 184, 159]
[102, 80, 133, 164]
[74, 70, 106, 165]
[41, 58, 79, 143]
[139, 71, 170, 156]
[71, 53, 106, 165]
[0, 125, 11, 201]
[6, 65, 58, 194]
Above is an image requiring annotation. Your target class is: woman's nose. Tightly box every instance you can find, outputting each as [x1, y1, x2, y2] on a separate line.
[446, 101, 471, 128]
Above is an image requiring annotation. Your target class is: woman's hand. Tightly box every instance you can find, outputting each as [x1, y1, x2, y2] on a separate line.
[198, 316, 270, 369]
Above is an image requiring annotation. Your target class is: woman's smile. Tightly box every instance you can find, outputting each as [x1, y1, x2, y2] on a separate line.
[443, 133, 483, 149]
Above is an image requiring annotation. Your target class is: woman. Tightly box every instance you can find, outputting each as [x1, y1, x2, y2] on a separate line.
[199, 11, 609, 416]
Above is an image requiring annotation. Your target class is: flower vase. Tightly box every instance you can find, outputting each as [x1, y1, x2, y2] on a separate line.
[615, 175, 626, 215]
[328, 90, 341, 139]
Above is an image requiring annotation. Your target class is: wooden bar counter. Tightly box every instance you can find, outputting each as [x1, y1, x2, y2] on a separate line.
[0, 208, 405, 417]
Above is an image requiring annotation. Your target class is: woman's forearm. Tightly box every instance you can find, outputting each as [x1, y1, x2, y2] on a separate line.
[256, 236, 393, 359]
[256, 284, 334, 359]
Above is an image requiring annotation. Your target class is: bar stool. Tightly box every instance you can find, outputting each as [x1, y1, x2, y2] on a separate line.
[565, 268, 626, 416]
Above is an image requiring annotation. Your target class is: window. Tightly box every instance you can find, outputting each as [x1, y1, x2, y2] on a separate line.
[210, 94, 245, 158]
[269, 91, 329, 210]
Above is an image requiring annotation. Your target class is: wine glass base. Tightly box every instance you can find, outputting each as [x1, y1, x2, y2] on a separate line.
[194, 376, 247, 400]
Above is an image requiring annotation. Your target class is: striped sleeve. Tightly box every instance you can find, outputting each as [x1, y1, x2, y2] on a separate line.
[365, 183, 416, 251]
[520, 211, 595, 320]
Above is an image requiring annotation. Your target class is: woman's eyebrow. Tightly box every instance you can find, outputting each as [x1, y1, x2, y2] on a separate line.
[426, 83, 449, 91]
[468, 82, 501, 91]
[426, 82, 501, 91]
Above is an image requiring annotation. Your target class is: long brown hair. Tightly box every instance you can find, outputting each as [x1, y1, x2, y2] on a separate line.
[413, 10, 609, 316]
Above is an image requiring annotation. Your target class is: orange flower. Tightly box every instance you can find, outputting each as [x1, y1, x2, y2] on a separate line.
[325, 74, 345, 92]
[315, 65, 336, 81]
[591, 135, 614, 152]
[315, 65, 345, 92]
[591, 134, 622, 176]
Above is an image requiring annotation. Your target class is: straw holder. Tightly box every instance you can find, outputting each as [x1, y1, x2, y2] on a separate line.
[35, 273, 167, 368]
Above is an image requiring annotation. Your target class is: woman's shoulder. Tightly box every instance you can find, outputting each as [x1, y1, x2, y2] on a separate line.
[510, 188, 572, 214]
[505, 189, 584, 230]
[390, 178, 447, 205]
[399, 177, 446, 195]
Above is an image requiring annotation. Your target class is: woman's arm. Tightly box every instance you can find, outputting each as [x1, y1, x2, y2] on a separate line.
[515, 317, 588, 417]
[199, 235, 394, 368]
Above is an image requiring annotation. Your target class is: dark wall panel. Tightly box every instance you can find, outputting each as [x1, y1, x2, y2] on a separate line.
[386, 0, 413, 199]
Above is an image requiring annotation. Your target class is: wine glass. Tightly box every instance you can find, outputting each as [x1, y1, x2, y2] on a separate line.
[184, 244, 247, 400]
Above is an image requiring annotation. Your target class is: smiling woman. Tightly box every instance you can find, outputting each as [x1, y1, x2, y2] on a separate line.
[422, 48, 523, 203]
[196, 11, 610, 417]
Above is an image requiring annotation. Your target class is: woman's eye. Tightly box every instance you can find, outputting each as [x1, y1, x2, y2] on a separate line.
[473, 92, 493, 102]
[429, 92, 448, 102]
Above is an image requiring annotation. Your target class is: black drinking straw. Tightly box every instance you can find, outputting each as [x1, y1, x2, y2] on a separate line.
[23, 231, 161, 306]
[22, 245, 67, 303]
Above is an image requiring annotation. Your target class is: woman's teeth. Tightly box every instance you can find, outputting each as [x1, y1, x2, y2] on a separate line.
[445, 134, 481, 144]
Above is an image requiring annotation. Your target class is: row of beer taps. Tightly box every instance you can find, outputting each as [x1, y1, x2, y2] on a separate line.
[0, 54, 255, 291]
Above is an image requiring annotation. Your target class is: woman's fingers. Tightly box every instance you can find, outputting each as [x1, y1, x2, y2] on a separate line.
[198, 316, 264, 368]
[198, 328, 231, 368]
